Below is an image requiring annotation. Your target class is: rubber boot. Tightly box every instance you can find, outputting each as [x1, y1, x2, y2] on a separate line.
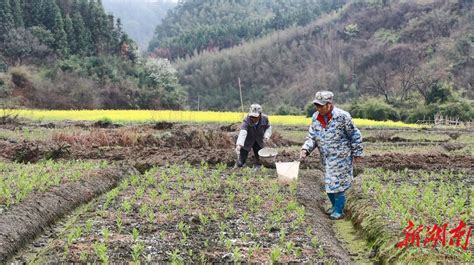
[325, 193, 335, 215]
[330, 191, 345, 220]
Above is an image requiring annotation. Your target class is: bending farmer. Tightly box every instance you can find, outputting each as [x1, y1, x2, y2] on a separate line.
[235, 104, 272, 168]
[299, 91, 363, 220]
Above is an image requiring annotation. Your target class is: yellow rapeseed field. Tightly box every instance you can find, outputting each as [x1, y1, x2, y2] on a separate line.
[5, 109, 422, 128]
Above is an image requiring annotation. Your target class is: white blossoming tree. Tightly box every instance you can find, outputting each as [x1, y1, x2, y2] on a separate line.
[141, 57, 187, 109]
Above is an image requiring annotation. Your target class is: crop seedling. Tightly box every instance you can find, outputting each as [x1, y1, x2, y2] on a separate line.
[122, 199, 132, 214]
[286, 241, 295, 253]
[169, 248, 183, 265]
[149, 189, 158, 204]
[319, 247, 325, 258]
[198, 213, 209, 226]
[135, 187, 145, 200]
[94, 242, 108, 264]
[225, 239, 233, 251]
[116, 214, 123, 233]
[180, 232, 188, 245]
[139, 204, 148, 217]
[85, 219, 93, 234]
[293, 246, 302, 259]
[131, 242, 144, 263]
[200, 253, 207, 264]
[177, 221, 190, 235]
[102, 227, 110, 242]
[311, 236, 319, 248]
[233, 247, 242, 263]
[270, 247, 281, 264]
[147, 210, 155, 224]
[132, 227, 140, 242]
[279, 229, 286, 245]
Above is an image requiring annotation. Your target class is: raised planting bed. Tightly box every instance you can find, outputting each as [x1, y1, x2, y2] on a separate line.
[0, 162, 133, 262]
[0, 160, 109, 211]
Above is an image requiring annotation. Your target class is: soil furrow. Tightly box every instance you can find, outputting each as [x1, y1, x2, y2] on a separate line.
[296, 169, 353, 263]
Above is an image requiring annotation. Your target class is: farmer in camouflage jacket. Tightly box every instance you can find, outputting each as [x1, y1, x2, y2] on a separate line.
[300, 91, 363, 220]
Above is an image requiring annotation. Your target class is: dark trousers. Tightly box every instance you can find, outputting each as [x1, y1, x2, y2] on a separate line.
[237, 142, 262, 167]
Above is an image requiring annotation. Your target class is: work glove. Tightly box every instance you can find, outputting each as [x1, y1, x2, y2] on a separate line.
[299, 149, 308, 161]
[235, 145, 242, 154]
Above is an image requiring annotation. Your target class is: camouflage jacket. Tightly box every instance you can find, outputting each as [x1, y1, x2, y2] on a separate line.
[302, 107, 363, 193]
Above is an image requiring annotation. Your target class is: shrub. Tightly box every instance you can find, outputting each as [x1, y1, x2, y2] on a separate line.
[275, 104, 302, 115]
[406, 104, 439, 123]
[350, 98, 400, 121]
[426, 81, 453, 105]
[305, 102, 315, 117]
[439, 100, 474, 121]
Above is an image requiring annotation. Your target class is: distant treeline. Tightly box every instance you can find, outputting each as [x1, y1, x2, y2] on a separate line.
[149, 0, 347, 59]
[0, 0, 130, 63]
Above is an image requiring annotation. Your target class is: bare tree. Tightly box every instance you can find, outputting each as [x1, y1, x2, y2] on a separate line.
[363, 62, 395, 103]
[410, 64, 447, 104]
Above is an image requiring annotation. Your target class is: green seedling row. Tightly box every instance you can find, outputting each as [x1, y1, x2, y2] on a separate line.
[0, 160, 109, 210]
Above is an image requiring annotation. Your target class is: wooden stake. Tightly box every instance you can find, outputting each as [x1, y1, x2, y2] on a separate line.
[238, 77, 244, 113]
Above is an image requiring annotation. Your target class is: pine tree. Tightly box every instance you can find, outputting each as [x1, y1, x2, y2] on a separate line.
[88, 0, 110, 54]
[71, 0, 90, 55]
[9, 0, 24, 28]
[43, 0, 68, 56]
[107, 14, 119, 53]
[116, 17, 122, 40]
[0, 0, 14, 41]
[79, 0, 90, 28]
[64, 14, 75, 54]
[30, 0, 44, 26]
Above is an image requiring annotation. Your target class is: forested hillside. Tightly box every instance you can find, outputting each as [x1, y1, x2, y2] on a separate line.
[149, 0, 346, 59]
[175, 0, 473, 122]
[0, 0, 125, 60]
[102, 0, 176, 50]
[0, 0, 185, 110]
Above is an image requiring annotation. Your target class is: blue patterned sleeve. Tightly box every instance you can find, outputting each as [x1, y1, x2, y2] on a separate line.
[301, 116, 318, 153]
[343, 114, 363, 157]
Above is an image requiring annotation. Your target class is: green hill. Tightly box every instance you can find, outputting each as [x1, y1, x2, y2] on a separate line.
[173, 0, 473, 121]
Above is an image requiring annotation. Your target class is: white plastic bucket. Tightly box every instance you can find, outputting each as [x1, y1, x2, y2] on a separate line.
[258, 148, 278, 167]
[275, 161, 300, 181]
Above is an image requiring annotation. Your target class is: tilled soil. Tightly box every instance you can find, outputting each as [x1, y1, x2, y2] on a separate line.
[1, 139, 472, 171]
[1, 122, 472, 263]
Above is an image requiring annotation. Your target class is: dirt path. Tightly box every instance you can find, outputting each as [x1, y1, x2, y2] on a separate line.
[296, 169, 354, 263]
